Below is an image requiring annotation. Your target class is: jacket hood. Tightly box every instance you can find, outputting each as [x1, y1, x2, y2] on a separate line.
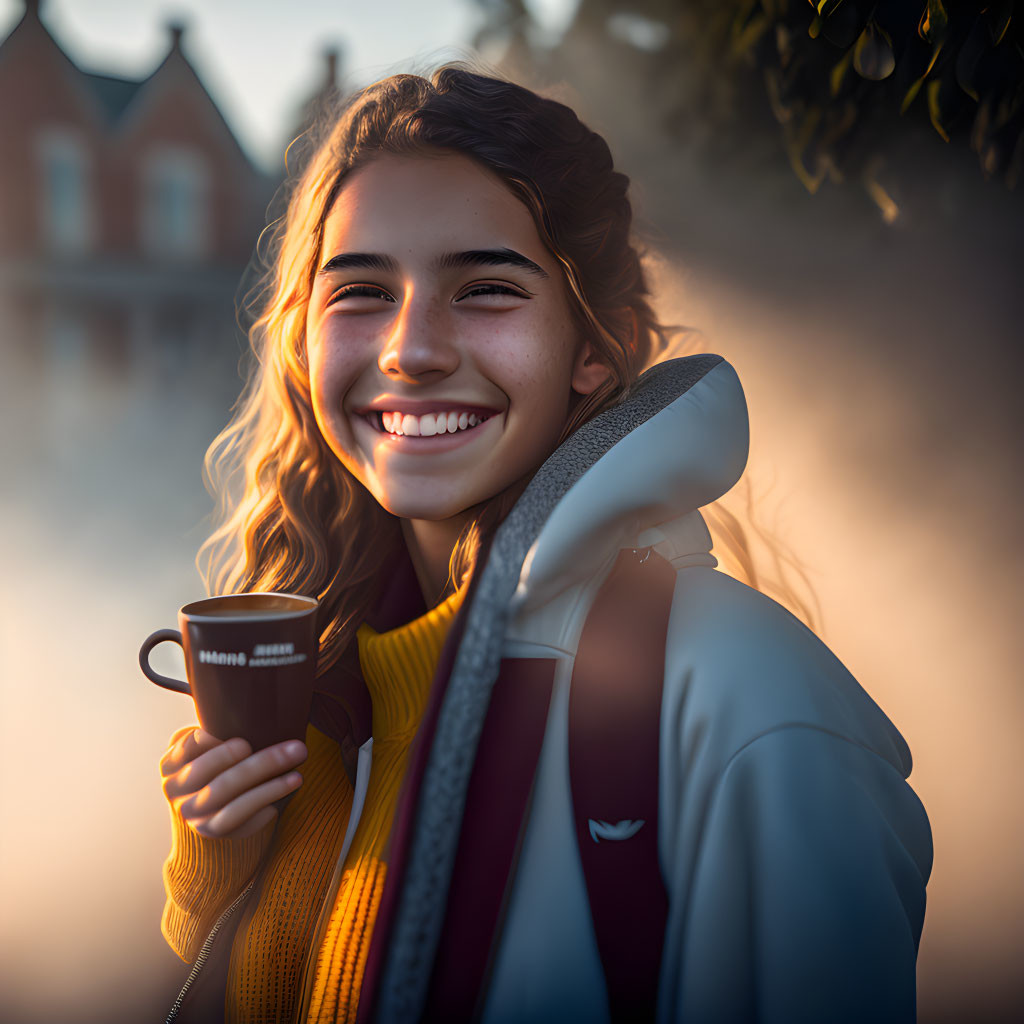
[513, 354, 749, 614]
[372, 354, 749, 1021]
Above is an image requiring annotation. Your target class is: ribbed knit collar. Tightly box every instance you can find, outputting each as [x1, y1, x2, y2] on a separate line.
[309, 540, 461, 773]
[356, 585, 466, 741]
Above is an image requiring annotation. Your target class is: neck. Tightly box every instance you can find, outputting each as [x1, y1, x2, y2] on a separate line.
[401, 514, 473, 607]
[399, 474, 535, 606]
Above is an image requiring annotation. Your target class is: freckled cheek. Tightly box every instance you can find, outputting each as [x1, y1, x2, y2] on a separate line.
[309, 339, 359, 405]
[481, 317, 575, 385]
[308, 364, 356, 454]
[506, 329, 578, 410]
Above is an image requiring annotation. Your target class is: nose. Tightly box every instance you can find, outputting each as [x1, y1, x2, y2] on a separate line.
[377, 293, 459, 382]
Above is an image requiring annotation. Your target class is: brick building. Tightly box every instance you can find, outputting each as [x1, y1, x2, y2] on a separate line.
[0, 0, 271, 383]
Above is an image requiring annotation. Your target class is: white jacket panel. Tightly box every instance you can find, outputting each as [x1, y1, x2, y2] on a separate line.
[481, 650, 611, 1024]
[482, 562, 930, 1023]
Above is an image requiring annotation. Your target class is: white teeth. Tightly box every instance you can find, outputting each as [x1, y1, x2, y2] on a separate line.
[378, 410, 489, 436]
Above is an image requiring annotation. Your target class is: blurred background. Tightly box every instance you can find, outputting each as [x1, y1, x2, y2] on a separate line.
[0, 0, 1021, 1021]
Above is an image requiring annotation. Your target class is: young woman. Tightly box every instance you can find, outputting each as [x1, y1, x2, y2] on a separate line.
[157, 65, 932, 1024]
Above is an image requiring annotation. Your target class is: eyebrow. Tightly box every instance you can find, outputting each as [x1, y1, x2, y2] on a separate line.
[318, 247, 549, 280]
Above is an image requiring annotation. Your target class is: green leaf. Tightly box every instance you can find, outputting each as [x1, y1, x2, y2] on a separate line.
[817, 0, 847, 17]
[830, 49, 854, 96]
[731, 13, 769, 59]
[984, 1, 1012, 46]
[853, 21, 895, 80]
[927, 79, 951, 141]
[795, 105, 822, 150]
[970, 98, 991, 153]
[920, 0, 948, 42]
[901, 40, 944, 114]
[955, 16, 987, 103]
[786, 141, 827, 193]
[819, 100, 858, 148]
[863, 157, 900, 224]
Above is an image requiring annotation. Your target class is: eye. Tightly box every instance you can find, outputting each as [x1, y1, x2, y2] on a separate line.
[326, 284, 395, 306]
[456, 283, 530, 302]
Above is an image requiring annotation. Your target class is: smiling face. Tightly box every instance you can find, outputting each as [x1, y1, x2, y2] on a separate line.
[305, 150, 609, 528]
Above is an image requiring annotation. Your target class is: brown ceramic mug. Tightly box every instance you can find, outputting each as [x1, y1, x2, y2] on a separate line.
[139, 592, 319, 751]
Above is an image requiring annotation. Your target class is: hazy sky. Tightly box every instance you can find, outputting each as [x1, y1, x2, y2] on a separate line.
[0, 0, 581, 169]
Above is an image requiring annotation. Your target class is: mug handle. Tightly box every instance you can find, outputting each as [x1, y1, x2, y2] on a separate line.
[139, 629, 191, 695]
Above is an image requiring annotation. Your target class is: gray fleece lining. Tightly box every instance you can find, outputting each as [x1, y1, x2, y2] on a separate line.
[374, 354, 723, 1022]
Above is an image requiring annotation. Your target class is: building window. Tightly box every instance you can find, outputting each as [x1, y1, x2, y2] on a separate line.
[45, 305, 90, 374]
[140, 146, 209, 260]
[37, 129, 94, 255]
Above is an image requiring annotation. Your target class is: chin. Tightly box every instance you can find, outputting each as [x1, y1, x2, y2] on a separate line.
[377, 492, 480, 523]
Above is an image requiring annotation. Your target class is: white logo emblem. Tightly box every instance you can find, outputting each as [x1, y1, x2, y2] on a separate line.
[588, 818, 645, 843]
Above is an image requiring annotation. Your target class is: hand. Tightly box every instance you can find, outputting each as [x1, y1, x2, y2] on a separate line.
[159, 726, 307, 839]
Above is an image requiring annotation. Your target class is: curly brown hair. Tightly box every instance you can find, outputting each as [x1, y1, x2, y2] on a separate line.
[199, 62, 816, 676]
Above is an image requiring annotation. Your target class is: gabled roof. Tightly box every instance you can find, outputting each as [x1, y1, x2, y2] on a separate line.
[77, 70, 144, 122]
[0, 5, 258, 171]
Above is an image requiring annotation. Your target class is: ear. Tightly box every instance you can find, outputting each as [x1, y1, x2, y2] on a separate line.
[571, 339, 612, 395]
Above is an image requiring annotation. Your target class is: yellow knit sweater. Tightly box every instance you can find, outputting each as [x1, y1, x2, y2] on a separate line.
[161, 584, 465, 1024]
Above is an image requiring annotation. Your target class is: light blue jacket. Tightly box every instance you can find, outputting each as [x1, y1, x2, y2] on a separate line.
[366, 355, 932, 1023]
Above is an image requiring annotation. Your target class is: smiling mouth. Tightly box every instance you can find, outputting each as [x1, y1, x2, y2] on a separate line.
[367, 410, 494, 437]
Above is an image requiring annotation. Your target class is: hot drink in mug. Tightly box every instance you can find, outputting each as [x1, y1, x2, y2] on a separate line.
[139, 592, 319, 751]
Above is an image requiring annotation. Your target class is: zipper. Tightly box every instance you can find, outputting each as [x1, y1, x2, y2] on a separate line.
[164, 878, 257, 1024]
[294, 737, 375, 1023]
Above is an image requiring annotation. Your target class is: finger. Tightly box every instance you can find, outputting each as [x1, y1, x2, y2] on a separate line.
[160, 727, 226, 776]
[190, 771, 302, 838]
[179, 728, 237, 768]
[163, 736, 253, 799]
[167, 724, 198, 749]
[174, 739, 307, 812]
[160, 726, 200, 775]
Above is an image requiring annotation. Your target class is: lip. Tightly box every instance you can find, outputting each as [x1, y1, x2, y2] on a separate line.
[353, 408, 498, 453]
